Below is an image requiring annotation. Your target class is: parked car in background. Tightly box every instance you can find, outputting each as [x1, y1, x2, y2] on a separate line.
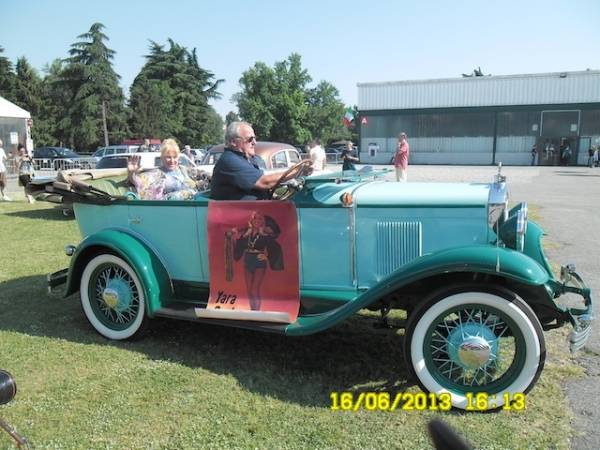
[196, 142, 301, 176]
[188, 148, 206, 164]
[91, 145, 140, 163]
[33, 147, 89, 170]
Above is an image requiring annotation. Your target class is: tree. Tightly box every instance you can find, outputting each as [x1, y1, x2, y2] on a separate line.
[129, 39, 223, 147]
[234, 53, 354, 146]
[61, 23, 128, 150]
[225, 111, 239, 127]
[305, 81, 349, 145]
[235, 53, 312, 145]
[200, 106, 224, 145]
[0, 46, 16, 102]
[13, 57, 57, 146]
[40, 59, 76, 147]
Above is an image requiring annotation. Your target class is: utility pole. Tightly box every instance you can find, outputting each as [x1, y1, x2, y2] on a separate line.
[101, 100, 109, 146]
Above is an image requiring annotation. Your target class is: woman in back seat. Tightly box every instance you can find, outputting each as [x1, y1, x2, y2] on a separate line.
[127, 138, 198, 200]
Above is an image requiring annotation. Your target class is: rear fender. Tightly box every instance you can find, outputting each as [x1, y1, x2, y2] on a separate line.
[64, 229, 173, 316]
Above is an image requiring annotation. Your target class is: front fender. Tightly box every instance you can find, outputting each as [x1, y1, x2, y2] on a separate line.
[286, 245, 550, 336]
[64, 229, 173, 316]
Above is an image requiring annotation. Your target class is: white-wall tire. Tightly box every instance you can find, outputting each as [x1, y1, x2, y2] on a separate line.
[80, 254, 147, 340]
[405, 286, 545, 410]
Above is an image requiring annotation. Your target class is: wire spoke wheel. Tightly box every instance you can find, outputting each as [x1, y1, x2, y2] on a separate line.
[405, 287, 545, 410]
[425, 304, 522, 392]
[80, 254, 147, 340]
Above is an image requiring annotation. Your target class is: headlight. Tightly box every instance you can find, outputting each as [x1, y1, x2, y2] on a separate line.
[515, 203, 528, 252]
[498, 202, 528, 251]
[487, 177, 508, 227]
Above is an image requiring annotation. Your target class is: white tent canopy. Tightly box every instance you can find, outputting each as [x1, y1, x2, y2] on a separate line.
[0, 95, 30, 119]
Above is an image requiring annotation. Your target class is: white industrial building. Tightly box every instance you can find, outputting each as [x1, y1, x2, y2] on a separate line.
[357, 70, 600, 165]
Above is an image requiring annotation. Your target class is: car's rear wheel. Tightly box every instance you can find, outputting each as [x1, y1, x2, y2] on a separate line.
[80, 254, 147, 340]
[404, 285, 545, 410]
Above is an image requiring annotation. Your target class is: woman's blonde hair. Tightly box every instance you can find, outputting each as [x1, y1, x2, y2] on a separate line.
[160, 138, 180, 158]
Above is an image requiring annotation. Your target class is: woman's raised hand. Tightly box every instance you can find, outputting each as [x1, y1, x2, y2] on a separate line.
[127, 154, 142, 174]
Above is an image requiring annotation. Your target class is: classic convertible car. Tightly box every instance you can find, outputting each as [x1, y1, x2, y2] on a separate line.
[45, 162, 592, 411]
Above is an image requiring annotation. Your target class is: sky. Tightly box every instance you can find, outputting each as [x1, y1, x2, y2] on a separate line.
[2, 0, 600, 119]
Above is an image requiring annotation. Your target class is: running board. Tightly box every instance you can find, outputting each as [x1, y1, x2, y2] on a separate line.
[194, 308, 292, 323]
[153, 302, 288, 334]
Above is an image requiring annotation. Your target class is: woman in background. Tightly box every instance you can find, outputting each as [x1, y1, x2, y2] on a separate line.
[17, 144, 35, 204]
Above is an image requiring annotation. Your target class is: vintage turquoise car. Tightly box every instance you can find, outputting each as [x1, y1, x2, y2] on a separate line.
[46, 163, 592, 411]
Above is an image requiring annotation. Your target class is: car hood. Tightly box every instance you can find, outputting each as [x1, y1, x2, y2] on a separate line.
[307, 181, 491, 207]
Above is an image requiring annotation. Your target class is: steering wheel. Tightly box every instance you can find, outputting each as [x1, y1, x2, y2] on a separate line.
[270, 160, 313, 200]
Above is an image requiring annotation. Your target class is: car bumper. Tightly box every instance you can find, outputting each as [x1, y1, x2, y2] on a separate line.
[553, 265, 594, 353]
[47, 268, 68, 294]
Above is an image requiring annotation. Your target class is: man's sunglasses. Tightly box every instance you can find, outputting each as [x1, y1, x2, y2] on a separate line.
[240, 136, 256, 143]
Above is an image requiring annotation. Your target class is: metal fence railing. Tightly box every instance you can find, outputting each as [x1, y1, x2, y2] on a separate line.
[325, 152, 342, 164]
[4, 158, 98, 178]
[301, 153, 343, 164]
[32, 158, 98, 171]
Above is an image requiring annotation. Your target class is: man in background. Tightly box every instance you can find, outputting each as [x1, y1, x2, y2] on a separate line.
[308, 138, 326, 173]
[394, 132, 410, 182]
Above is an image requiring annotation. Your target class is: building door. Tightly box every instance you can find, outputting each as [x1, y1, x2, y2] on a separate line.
[540, 110, 580, 166]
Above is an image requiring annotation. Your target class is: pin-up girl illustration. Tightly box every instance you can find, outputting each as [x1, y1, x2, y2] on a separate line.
[225, 211, 283, 310]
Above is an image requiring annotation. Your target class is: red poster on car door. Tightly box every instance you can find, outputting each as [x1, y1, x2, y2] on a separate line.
[196, 201, 299, 323]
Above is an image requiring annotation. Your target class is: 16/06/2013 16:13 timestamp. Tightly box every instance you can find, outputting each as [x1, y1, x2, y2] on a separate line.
[329, 391, 526, 412]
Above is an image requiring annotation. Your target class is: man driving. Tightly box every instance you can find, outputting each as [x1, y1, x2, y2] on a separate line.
[211, 121, 306, 200]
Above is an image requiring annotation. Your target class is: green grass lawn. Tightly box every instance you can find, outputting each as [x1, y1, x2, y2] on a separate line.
[0, 200, 583, 449]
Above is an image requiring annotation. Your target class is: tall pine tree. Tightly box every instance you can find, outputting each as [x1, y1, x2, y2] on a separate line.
[0, 46, 16, 102]
[62, 23, 128, 150]
[129, 40, 223, 147]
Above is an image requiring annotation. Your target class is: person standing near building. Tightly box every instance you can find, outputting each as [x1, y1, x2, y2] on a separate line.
[531, 143, 537, 166]
[394, 132, 410, 182]
[308, 138, 326, 173]
[341, 141, 359, 171]
[0, 139, 10, 201]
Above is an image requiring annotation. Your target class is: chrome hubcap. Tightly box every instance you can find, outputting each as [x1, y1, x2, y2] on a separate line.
[102, 287, 119, 309]
[458, 336, 492, 369]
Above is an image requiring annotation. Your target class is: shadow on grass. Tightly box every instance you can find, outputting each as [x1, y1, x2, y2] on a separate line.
[0, 274, 415, 408]
[4, 207, 74, 221]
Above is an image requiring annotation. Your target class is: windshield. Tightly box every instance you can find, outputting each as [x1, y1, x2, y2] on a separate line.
[97, 157, 128, 169]
[56, 148, 79, 158]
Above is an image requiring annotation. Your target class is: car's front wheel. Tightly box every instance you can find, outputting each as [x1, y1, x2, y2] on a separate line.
[404, 285, 545, 410]
[80, 254, 147, 340]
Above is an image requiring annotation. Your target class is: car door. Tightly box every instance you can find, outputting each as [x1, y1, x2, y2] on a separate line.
[127, 202, 205, 283]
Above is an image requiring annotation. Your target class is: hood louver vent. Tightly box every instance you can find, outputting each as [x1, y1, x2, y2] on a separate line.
[376, 221, 422, 276]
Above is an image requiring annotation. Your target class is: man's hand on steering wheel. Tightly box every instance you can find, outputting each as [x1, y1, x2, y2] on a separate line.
[270, 160, 313, 200]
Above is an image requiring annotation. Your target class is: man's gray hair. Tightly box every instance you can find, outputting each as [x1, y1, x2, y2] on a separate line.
[225, 121, 252, 145]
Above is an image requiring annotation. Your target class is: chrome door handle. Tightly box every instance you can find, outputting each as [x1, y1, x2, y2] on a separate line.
[128, 217, 141, 225]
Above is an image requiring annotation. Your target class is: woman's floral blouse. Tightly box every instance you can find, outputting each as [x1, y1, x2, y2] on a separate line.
[133, 167, 197, 200]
